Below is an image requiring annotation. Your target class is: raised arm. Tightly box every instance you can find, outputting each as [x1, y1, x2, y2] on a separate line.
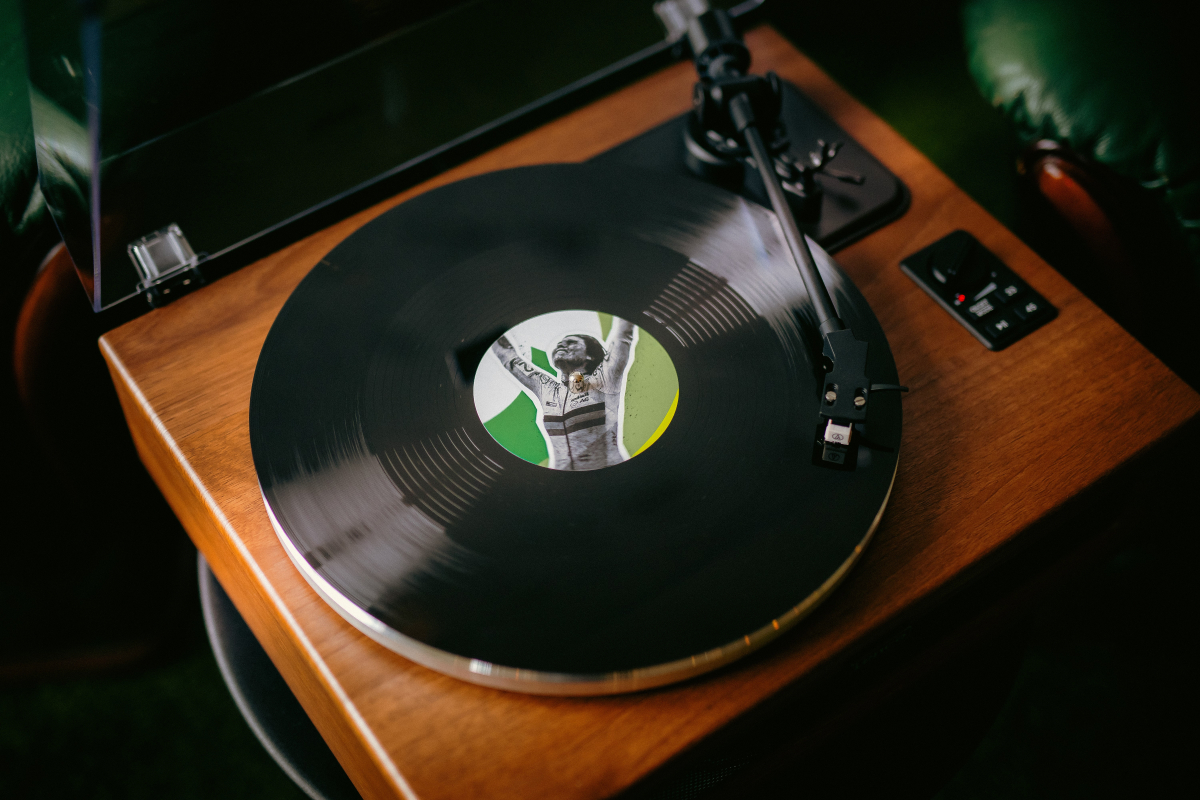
[491, 335, 543, 393]
[603, 317, 637, 379]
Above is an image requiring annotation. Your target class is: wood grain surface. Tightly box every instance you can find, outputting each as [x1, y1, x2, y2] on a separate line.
[99, 27, 1200, 800]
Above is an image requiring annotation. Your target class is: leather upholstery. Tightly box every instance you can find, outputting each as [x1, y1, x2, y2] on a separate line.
[0, 0, 48, 270]
[2, 1, 199, 680]
[964, 0, 1200, 277]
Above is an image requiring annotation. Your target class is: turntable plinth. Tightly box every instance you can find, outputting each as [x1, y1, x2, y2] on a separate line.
[99, 27, 1200, 800]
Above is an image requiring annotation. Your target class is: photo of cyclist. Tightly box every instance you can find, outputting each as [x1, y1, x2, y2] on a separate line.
[489, 317, 636, 471]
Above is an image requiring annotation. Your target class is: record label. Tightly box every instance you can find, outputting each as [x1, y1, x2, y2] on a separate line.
[473, 310, 679, 471]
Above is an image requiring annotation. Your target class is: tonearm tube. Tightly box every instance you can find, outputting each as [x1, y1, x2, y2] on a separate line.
[662, 1, 902, 466]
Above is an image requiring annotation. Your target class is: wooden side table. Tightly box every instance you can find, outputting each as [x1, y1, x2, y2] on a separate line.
[99, 27, 1200, 800]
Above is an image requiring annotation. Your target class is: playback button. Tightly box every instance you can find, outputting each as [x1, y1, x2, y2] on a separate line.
[984, 313, 1018, 342]
[996, 282, 1025, 303]
[965, 295, 997, 321]
[1012, 297, 1047, 321]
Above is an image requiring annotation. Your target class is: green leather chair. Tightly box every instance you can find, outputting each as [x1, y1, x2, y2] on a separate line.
[1, 0, 193, 681]
[1, 0, 52, 298]
[964, 0, 1200, 382]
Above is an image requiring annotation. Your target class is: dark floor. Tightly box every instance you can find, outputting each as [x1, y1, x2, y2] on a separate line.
[3, 481, 1195, 799]
[0, 647, 306, 799]
[2, 1, 1197, 797]
[931, 498, 1200, 800]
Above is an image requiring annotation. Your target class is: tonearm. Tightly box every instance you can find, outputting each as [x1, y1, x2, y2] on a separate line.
[658, 1, 900, 467]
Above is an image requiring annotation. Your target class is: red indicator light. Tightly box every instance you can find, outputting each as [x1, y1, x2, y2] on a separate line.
[956, 293, 966, 303]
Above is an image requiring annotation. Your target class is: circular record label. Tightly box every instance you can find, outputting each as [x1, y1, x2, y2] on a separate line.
[472, 309, 679, 471]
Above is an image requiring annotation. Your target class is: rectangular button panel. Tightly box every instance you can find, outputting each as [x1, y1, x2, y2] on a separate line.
[899, 230, 1056, 351]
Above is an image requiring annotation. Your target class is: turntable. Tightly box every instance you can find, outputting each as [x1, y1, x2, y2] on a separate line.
[81, 5, 1200, 800]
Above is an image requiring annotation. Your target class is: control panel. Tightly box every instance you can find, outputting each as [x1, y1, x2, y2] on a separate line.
[900, 230, 1055, 350]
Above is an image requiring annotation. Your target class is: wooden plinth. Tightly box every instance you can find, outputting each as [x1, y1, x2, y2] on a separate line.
[99, 27, 1200, 800]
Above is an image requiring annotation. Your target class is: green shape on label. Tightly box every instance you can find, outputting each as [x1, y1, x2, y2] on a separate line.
[622, 331, 679, 455]
[531, 347, 555, 375]
[483, 392, 549, 465]
[597, 312, 613, 341]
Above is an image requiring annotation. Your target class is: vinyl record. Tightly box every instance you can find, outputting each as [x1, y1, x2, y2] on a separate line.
[249, 163, 902, 695]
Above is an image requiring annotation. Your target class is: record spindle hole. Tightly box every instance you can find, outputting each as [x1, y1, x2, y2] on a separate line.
[452, 326, 509, 386]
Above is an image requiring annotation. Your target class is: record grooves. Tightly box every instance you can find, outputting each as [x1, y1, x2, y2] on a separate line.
[249, 164, 902, 694]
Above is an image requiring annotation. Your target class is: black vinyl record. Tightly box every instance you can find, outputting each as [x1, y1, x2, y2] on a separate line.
[249, 163, 901, 694]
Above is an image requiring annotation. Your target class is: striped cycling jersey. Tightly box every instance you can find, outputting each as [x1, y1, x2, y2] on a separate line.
[543, 401, 607, 438]
[492, 320, 635, 470]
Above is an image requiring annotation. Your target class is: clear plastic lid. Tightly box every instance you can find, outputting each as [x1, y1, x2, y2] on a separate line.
[22, 0, 761, 311]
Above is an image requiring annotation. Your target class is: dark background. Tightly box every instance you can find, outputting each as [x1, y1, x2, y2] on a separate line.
[1, 1, 1196, 797]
